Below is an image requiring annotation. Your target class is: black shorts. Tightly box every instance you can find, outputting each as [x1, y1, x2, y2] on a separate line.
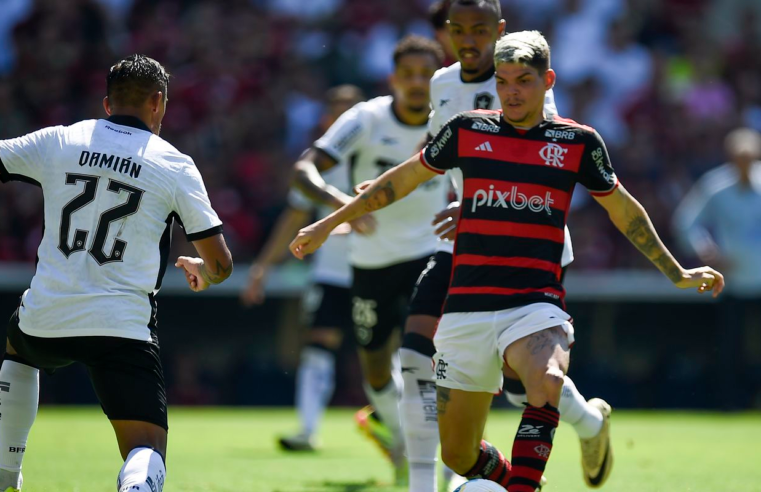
[351, 256, 431, 350]
[7, 310, 168, 430]
[408, 251, 453, 318]
[304, 283, 353, 332]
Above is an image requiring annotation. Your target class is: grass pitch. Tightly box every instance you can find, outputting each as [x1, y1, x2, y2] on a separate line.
[22, 407, 761, 491]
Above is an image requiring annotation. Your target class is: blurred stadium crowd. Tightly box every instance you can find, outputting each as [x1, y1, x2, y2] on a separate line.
[0, 0, 760, 270]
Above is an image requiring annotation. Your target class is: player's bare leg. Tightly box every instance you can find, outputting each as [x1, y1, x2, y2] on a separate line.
[503, 326, 570, 491]
[280, 327, 343, 451]
[437, 388, 514, 485]
[111, 420, 167, 492]
[502, 363, 611, 488]
[0, 341, 38, 492]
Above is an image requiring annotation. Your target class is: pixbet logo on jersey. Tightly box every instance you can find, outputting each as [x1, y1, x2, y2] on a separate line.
[471, 185, 555, 215]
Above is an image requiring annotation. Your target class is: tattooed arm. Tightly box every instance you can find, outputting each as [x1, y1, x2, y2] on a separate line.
[175, 234, 234, 292]
[594, 185, 724, 297]
[292, 148, 350, 209]
[290, 153, 438, 259]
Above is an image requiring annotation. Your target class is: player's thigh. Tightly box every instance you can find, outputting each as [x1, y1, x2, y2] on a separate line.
[437, 386, 493, 469]
[351, 265, 404, 351]
[407, 252, 452, 331]
[357, 333, 397, 387]
[86, 333, 169, 455]
[497, 303, 574, 381]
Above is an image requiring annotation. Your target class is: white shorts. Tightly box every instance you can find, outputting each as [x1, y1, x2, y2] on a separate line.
[432, 303, 574, 393]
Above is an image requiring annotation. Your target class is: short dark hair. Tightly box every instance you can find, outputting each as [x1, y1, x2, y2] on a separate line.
[325, 84, 365, 106]
[429, 0, 452, 30]
[107, 54, 170, 108]
[393, 35, 445, 67]
[494, 31, 551, 74]
[449, 0, 501, 19]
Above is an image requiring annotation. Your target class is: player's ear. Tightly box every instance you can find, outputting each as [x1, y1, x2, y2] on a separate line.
[544, 69, 556, 90]
[497, 19, 506, 37]
[103, 97, 112, 116]
[149, 91, 164, 113]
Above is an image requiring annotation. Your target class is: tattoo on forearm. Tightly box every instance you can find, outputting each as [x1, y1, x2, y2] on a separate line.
[199, 259, 233, 285]
[360, 180, 396, 212]
[625, 215, 682, 283]
[437, 387, 451, 415]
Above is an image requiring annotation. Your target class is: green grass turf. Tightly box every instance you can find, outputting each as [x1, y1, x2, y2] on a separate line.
[20, 406, 761, 492]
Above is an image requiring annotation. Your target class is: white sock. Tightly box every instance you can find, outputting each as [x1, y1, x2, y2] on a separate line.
[117, 447, 166, 492]
[363, 366, 403, 444]
[0, 359, 39, 489]
[400, 348, 438, 492]
[296, 346, 336, 438]
[557, 376, 604, 439]
[504, 376, 604, 439]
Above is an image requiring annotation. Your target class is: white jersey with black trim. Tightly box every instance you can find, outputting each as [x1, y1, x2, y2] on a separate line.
[428, 62, 574, 266]
[314, 95, 449, 268]
[287, 162, 352, 288]
[0, 116, 222, 341]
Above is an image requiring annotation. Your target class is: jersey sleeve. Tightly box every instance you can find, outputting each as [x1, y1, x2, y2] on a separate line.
[286, 186, 315, 213]
[0, 126, 62, 185]
[173, 161, 224, 241]
[421, 114, 463, 174]
[577, 130, 619, 196]
[313, 104, 370, 163]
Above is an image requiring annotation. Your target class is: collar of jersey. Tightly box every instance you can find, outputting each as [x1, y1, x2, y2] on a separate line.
[501, 114, 554, 135]
[460, 65, 495, 84]
[106, 115, 152, 133]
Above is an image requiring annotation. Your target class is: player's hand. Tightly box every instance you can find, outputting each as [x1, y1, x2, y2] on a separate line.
[290, 221, 332, 259]
[433, 202, 461, 241]
[240, 263, 267, 306]
[175, 256, 211, 292]
[674, 266, 725, 298]
[348, 214, 377, 236]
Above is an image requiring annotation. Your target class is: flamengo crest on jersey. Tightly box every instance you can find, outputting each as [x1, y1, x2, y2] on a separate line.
[421, 110, 617, 314]
[314, 95, 449, 268]
[0, 116, 222, 341]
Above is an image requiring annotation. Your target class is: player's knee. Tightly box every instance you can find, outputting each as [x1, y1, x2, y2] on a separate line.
[525, 367, 564, 408]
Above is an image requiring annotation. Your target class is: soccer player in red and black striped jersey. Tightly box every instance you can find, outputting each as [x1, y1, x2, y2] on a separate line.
[290, 31, 724, 492]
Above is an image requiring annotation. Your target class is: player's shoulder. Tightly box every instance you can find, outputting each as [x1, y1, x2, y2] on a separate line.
[694, 163, 739, 196]
[355, 95, 392, 115]
[451, 108, 503, 126]
[431, 62, 462, 86]
[545, 115, 599, 141]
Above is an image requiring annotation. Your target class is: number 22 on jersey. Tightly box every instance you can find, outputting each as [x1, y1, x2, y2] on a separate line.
[58, 172, 144, 265]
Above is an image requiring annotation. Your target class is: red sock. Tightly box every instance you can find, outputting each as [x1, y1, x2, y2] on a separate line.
[507, 404, 559, 492]
[463, 440, 512, 487]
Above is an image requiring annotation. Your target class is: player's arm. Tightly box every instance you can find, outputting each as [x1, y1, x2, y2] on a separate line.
[176, 234, 234, 292]
[292, 147, 352, 209]
[290, 154, 439, 259]
[240, 204, 311, 306]
[594, 185, 724, 296]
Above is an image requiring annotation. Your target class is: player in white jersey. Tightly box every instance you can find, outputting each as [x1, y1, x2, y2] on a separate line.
[292, 36, 449, 484]
[240, 85, 364, 452]
[398, 2, 612, 491]
[0, 55, 232, 492]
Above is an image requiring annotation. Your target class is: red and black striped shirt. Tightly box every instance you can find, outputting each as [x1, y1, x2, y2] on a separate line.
[421, 110, 619, 314]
